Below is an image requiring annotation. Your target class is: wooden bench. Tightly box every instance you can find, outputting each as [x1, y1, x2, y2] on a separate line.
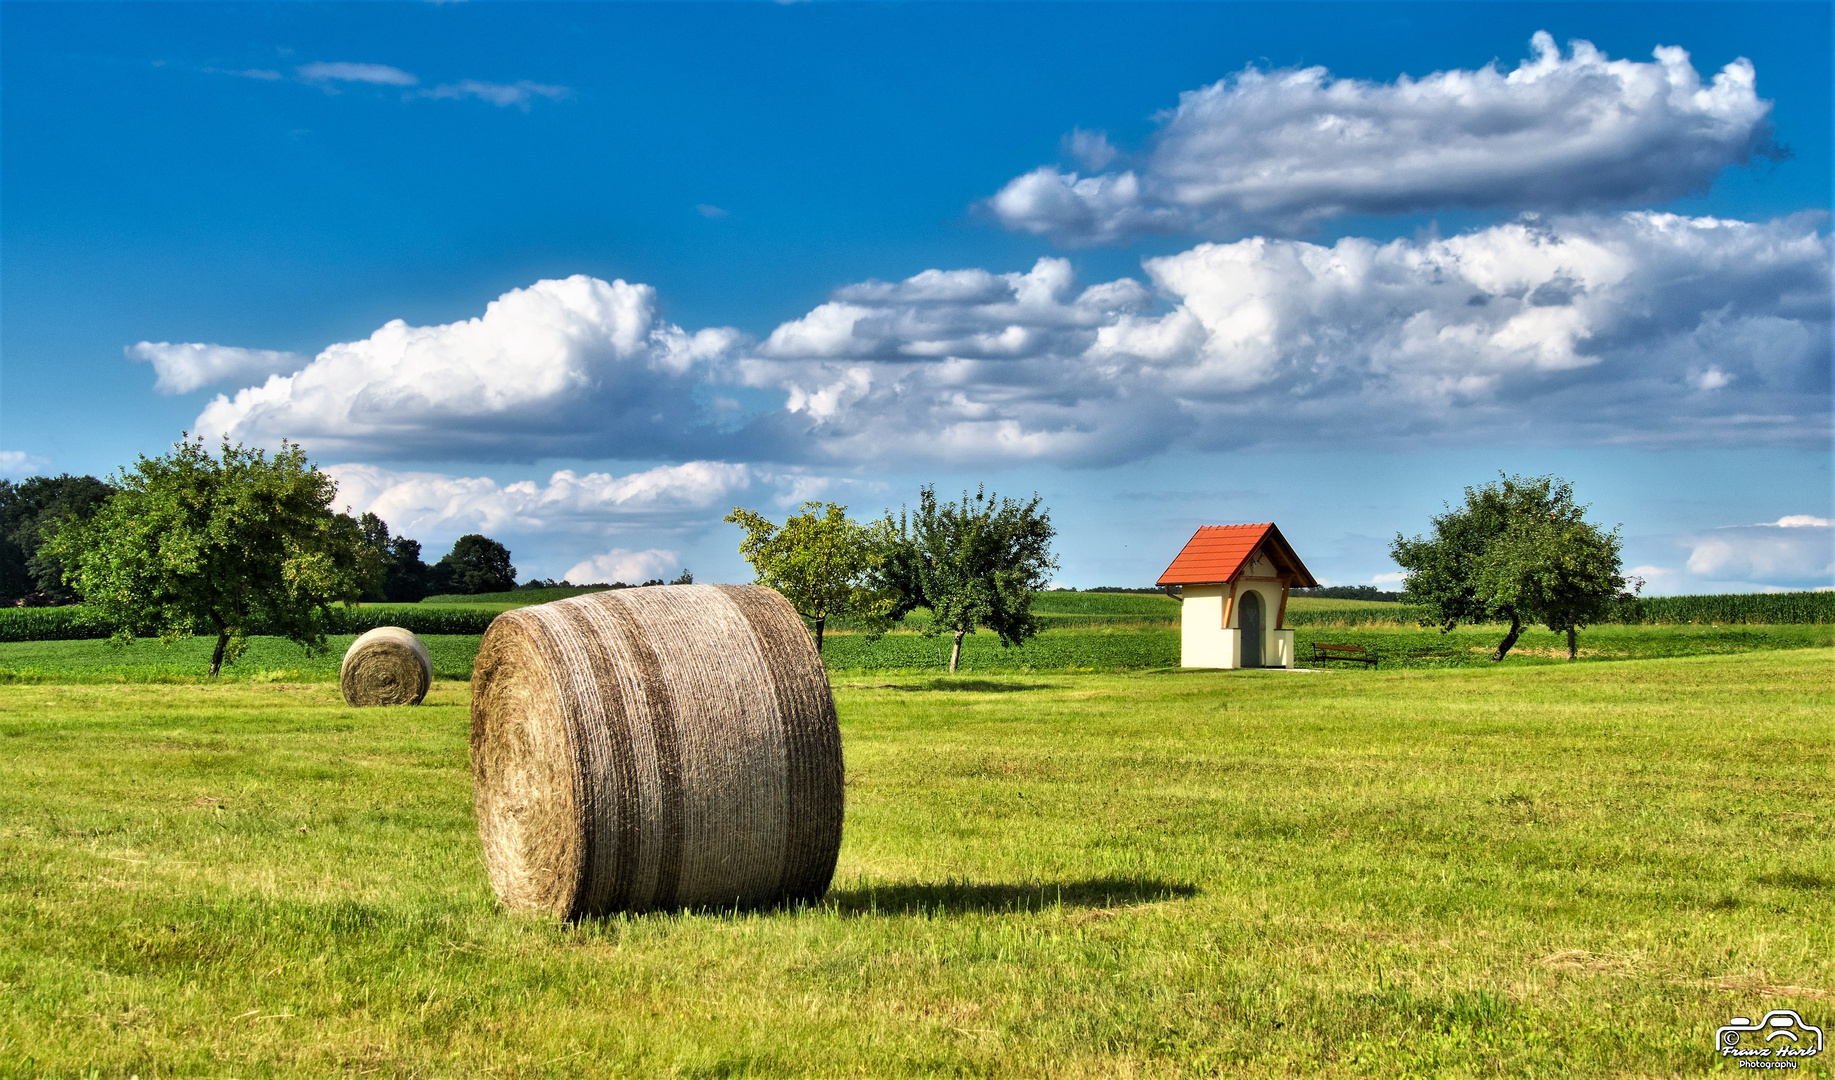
[1309, 643, 1378, 669]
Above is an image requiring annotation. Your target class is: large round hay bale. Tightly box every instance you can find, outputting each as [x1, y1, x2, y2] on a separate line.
[469, 584, 843, 918]
[340, 626, 432, 707]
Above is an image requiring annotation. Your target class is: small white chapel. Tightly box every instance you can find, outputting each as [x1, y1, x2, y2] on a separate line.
[1157, 523, 1318, 669]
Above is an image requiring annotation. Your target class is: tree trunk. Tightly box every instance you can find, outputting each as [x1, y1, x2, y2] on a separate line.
[1566, 624, 1578, 661]
[1492, 614, 1523, 662]
[813, 615, 825, 654]
[209, 632, 230, 677]
[949, 629, 965, 674]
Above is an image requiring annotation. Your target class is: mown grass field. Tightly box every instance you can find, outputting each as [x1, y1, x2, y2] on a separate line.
[0, 645, 1829, 1077]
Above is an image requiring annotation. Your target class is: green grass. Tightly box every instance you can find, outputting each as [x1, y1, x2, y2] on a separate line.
[4, 622, 1830, 683]
[0, 604, 500, 642]
[0, 635, 482, 684]
[0, 651, 1828, 1076]
[817, 622, 1834, 673]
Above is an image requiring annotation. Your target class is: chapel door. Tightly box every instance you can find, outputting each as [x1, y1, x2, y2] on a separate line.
[1239, 589, 1263, 668]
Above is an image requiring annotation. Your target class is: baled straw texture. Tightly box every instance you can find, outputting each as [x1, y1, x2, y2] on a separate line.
[469, 584, 843, 918]
[340, 626, 432, 707]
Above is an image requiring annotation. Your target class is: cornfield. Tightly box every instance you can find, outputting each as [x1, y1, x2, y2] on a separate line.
[0, 604, 500, 643]
[1616, 592, 1835, 625]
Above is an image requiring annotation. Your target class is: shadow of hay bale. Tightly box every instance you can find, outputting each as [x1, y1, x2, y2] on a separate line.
[824, 876, 1198, 917]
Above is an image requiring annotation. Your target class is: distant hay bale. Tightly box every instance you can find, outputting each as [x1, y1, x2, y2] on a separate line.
[339, 626, 432, 707]
[469, 584, 844, 918]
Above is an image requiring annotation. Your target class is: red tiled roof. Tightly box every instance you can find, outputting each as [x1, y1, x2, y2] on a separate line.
[1156, 523, 1318, 587]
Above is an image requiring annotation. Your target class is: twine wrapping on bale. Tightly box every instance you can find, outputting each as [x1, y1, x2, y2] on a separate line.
[340, 626, 432, 707]
[469, 584, 843, 918]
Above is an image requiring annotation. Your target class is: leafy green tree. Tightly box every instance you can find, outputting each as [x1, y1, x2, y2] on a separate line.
[725, 502, 895, 653]
[356, 513, 393, 602]
[1479, 514, 1636, 660]
[881, 485, 1058, 673]
[383, 535, 433, 602]
[1391, 474, 1633, 661]
[47, 437, 380, 675]
[430, 534, 516, 595]
[354, 512, 435, 602]
[0, 474, 115, 605]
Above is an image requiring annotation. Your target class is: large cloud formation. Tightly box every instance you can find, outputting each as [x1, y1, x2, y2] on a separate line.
[198, 275, 740, 461]
[187, 212, 1828, 467]
[746, 213, 1828, 463]
[987, 33, 1778, 242]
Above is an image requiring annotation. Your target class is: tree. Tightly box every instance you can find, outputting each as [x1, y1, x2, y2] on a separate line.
[880, 485, 1058, 673]
[383, 535, 433, 602]
[354, 512, 434, 602]
[47, 437, 380, 675]
[725, 502, 894, 653]
[1479, 514, 1637, 660]
[1390, 474, 1633, 662]
[430, 534, 516, 595]
[0, 474, 115, 605]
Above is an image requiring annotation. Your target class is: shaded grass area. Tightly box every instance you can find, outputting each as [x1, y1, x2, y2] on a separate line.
[0, 635, 482, 684]
[0, 652, 1829, 1076]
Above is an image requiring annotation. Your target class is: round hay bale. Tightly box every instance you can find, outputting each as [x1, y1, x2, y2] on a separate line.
[339, 626, 432, 707]
[469, 584, 843, 918]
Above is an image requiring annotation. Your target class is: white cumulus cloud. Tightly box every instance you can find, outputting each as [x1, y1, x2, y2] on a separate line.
[987, 33, 1779, 242]
[743, 212, 1828, 463]
[196, 275, 744, 460]
[182, 212, 1826, 468]
[0, 451, 51, 479]
[563, 548, 682, 585]
[326, 460, 753, 540]
[127, 341, 307, 395]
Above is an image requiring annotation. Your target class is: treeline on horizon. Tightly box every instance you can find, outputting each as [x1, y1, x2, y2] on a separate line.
[0, 472, 692, 609]
[6, 471, 1828, 635]
[3, 582, 1830, 645]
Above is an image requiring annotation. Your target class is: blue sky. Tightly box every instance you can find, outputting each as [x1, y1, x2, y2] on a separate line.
[3, 2, 1830, 592]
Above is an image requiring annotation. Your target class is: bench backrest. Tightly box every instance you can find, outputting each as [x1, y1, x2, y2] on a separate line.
[1315, 643, 1369, 655]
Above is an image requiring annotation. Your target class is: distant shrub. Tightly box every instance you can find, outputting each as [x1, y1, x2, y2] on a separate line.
[1290, 585, 1405, 603]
